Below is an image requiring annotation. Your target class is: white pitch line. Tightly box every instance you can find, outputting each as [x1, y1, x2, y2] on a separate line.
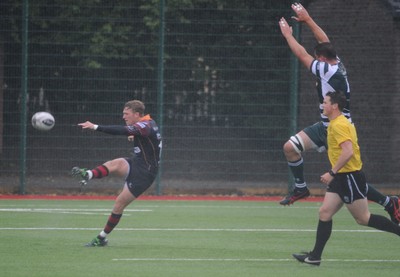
[0, 227, 382, 233]
[0, 208, 152, 216]
[112, 258, 400, 263]
[113, 258, 292, 262]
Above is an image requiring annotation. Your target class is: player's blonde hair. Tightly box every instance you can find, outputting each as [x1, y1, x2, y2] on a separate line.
[125, 100, 145, 116]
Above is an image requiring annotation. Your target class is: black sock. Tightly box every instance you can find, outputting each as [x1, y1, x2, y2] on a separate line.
[368, 214, 400, 236]
[367, 185, 388, 207]
[311, 220, 332, 259]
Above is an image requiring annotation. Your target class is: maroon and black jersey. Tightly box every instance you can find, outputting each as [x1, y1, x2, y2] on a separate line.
[96, 114, 161, 171]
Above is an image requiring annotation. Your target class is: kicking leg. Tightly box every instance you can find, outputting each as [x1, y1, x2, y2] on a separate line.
[71, 158, 129, 186]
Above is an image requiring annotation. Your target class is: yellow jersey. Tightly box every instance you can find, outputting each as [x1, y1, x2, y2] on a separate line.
[327, 114, 362, 173]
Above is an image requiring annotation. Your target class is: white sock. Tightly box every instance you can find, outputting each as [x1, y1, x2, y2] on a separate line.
[99, 231, 107, 239]
[383, 196, 390, 207]
[87, 170, 93, 180]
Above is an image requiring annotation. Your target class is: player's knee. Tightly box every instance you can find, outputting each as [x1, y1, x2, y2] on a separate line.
[283, 141, 291, 154]
[353, 214, 370, 226]
[105, 158, 128, 175]
[284, 135, 304, 154]
[318, 206, 333, 221]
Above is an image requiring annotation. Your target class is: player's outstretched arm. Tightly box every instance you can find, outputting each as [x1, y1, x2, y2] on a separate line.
[279, 17, 314, 69]
[78, 121, 97, 130]
[291, 2, 329, 43]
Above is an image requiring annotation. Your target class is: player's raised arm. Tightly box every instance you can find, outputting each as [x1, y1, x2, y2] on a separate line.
[291, 2, 329, 43]
[279, 17, 314, 69]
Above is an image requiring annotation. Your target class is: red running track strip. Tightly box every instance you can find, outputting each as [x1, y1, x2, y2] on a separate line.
[0, 194, 323, 202]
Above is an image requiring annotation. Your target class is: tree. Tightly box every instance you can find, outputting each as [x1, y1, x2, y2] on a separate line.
[1, 0, 294, 124]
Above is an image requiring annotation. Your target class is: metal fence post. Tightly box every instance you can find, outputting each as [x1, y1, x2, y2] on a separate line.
[19, 0, 29, 195]
[287, 21, 300, 192]
[155, 0, 165, 195]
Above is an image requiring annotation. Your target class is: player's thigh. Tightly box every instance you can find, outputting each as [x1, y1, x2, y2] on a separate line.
[113, 184, 136, 214]
[296, 131, 316, 152]
[346, 199, 370, 225]
[319, 192, 343, 221]
[284, 130, 313, 154]
[302, 122, 327, 152]
[104, 158, 130, 177]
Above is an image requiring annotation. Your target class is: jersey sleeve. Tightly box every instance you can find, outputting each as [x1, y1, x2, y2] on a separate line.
[333, 121, 353, 146]
[96, 120, 153, 137]
[126, 121, 152, 137]
[310, 60, 329, 80]
[96, 125, 131, 136]
[310, 59, 318, 75]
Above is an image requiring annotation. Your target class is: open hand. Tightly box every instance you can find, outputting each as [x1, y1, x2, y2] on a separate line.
[279, 17, 292, 38]
[291, 3, 311, 22]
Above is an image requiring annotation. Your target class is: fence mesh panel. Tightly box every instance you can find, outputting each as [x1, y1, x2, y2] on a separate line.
[1, 0, 399, 196]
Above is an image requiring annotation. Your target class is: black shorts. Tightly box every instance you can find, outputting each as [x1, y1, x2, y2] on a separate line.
[326, 170, 368, 204]
[125, 158, 158, 198]
[303, 121, 327, 149]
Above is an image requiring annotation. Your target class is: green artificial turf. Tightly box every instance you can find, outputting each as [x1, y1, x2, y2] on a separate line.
[0, 199, 398, 277]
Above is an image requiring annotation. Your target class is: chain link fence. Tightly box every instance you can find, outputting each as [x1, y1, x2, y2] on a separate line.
[1, 0, 399, 196]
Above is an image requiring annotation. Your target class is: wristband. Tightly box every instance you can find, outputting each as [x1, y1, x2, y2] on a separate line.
[328, 169, 336, 177]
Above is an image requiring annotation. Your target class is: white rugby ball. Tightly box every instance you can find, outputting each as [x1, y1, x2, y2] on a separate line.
[31, 111, 55, 131]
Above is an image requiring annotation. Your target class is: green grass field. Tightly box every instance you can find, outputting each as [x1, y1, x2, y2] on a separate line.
[1, 198, 399, 277]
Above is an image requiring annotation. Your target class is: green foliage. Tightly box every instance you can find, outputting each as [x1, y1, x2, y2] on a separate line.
[2, 0, 292, 67]
[1, 0, 293, 128]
